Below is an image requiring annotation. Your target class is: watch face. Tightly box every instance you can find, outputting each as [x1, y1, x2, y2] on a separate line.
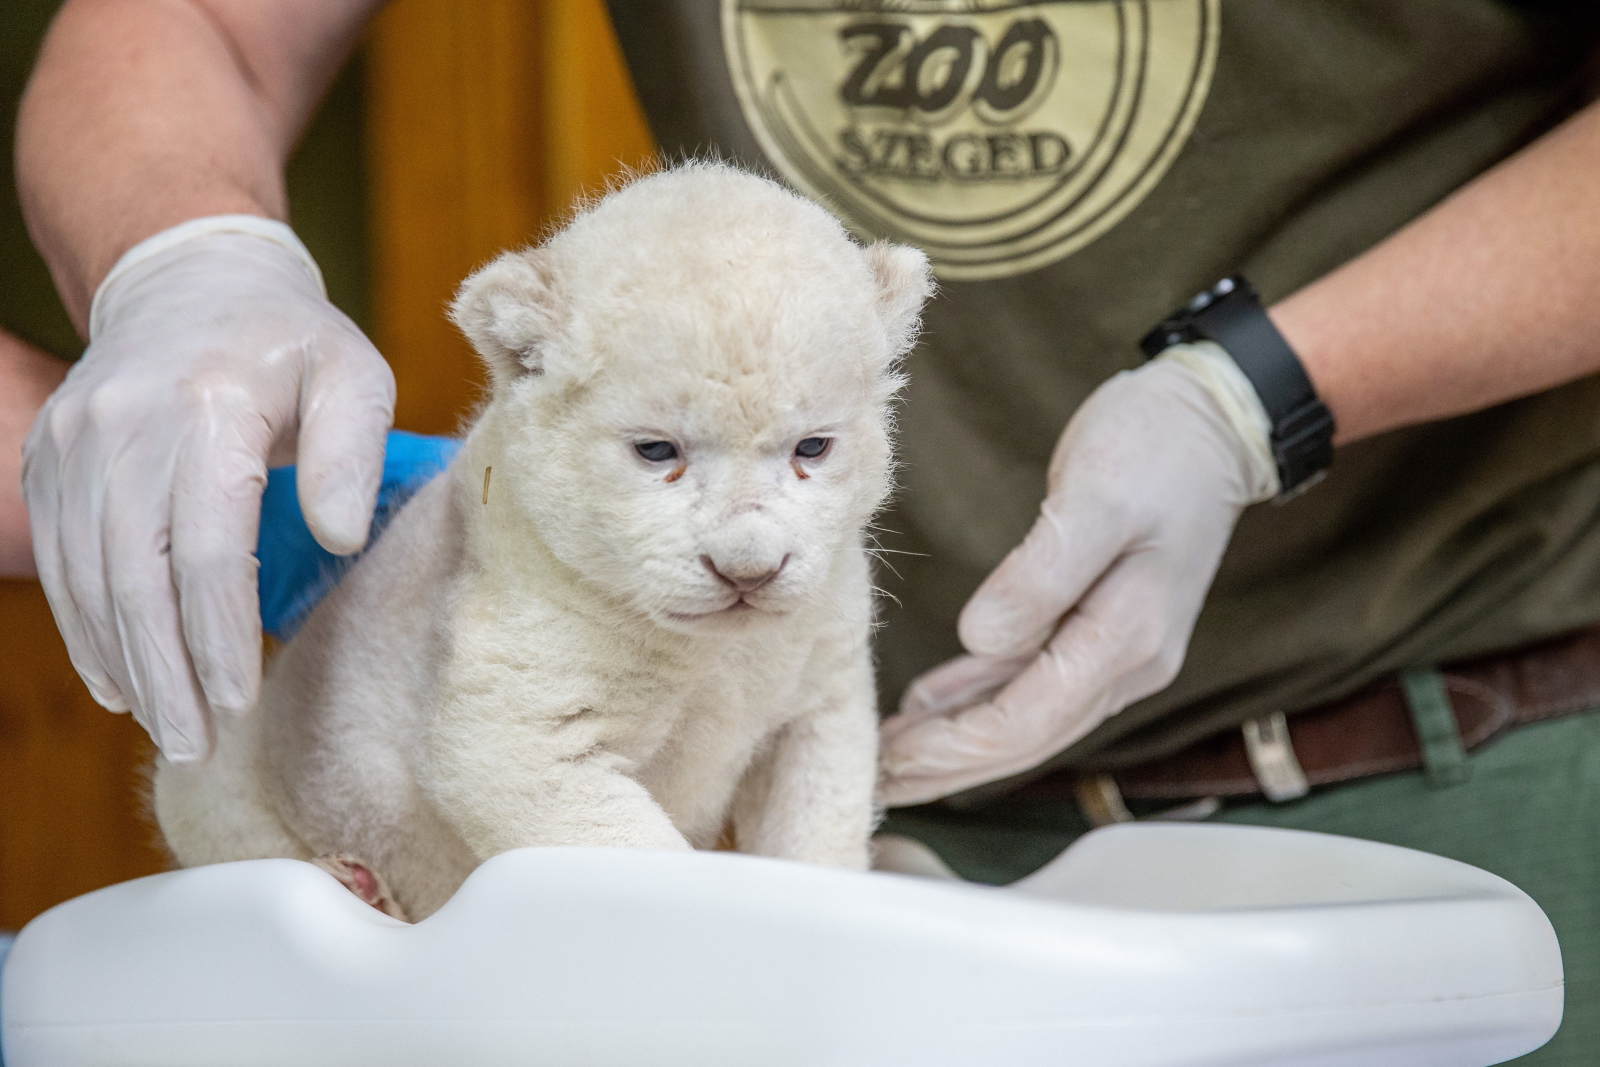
[723, 0, 1220, 281]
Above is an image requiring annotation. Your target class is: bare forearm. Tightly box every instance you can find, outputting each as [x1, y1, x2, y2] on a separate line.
[0, 332, 70, 577]
[1271, 99, 1600, 446]
[16, 0, 381, 333]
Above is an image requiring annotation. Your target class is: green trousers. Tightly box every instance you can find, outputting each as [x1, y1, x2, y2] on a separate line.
[884, 710, 1600, 1065]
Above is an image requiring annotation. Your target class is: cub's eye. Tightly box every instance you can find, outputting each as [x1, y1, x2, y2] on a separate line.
[795, 437, 832, 459]
[635, 441, 678, 463]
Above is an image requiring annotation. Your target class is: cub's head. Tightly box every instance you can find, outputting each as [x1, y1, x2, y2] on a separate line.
[450, 162, 932, 631]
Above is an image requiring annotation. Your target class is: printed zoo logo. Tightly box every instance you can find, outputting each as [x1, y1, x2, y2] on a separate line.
[723, 0, 1219, 280]
[835, 20, 1071, 182]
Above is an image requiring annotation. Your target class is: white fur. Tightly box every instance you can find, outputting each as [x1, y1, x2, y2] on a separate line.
[153, 163, 933, 920]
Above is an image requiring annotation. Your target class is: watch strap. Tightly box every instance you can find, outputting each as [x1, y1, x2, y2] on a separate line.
[1141, 277, 1335, 498]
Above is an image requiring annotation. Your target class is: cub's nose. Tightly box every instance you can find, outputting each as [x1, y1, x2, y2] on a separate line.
[701, 554, 788, 593]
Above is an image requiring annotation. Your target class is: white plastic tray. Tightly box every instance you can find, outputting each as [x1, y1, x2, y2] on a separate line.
[1, 824, 1562, 1066]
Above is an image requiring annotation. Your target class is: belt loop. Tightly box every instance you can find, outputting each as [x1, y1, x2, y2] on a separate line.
[1400, 668, 1471, 788]
[1242, 712, 1310, 802]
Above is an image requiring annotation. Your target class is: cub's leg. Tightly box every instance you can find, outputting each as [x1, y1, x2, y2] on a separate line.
[732, 669, 879, 869]
[152, 717, 311, 867]
[424, 713, 691, 856]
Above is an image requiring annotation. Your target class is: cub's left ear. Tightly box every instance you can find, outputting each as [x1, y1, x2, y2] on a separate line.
[864, 242, 934, 358]
[449, 248, 564, 385]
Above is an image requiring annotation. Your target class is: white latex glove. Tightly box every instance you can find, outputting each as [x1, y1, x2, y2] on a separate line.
[23, 216, 395, 761]
[878, 343, 1281, 806]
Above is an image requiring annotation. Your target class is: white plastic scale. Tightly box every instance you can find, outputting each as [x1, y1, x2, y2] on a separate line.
[0, 824, 1562, 1066]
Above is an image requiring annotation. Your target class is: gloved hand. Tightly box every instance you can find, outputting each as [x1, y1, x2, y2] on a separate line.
[878, 343, 1281, 806]
[23, 216, 395, 762]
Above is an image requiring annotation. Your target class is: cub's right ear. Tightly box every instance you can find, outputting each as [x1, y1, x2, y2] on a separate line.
[449, 248, 563, 384]
[864, 242, 934, 359]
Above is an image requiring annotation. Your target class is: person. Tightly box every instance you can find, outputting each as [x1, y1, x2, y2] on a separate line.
[0, 329, 67, 578]
[11, 0, 1600, 1059]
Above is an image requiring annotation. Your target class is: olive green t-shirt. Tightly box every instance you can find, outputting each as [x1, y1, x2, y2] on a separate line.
[616, 0, 1600, 771]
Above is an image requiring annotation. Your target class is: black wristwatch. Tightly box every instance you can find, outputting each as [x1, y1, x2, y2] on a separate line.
[1140, 276, 1335, 500]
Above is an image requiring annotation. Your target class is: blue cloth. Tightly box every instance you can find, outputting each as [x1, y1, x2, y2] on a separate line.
[257, 430, 461, 640]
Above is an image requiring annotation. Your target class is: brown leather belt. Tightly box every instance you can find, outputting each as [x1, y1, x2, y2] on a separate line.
[1060, 624, 1600, 825]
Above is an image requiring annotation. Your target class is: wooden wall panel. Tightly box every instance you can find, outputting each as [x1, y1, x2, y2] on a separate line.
[0, 582, 167, 930]
[537, 0, 660, 219]
[367, 0, 657, 436]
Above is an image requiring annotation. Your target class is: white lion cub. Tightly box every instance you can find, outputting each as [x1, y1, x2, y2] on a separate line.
[153, 163, 932, 921]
